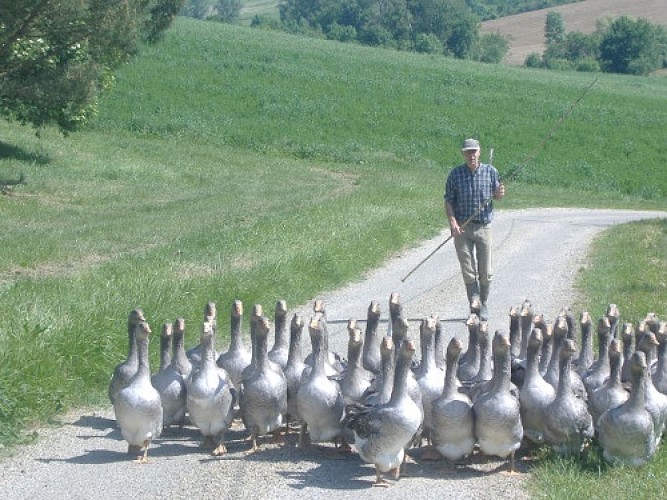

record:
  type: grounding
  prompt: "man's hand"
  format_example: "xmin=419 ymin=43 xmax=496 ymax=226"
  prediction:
xmin=450 ymin=218 xmax=464 ymax=237
xmin=494 ymin=183 xmax=506 ymax=200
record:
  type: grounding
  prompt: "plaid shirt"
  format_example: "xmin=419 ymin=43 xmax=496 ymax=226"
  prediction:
xmin=444 ymin=163 xmax=500 ymax=224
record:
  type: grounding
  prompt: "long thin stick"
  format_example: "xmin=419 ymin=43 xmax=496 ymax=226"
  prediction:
xmin=400 ymin=77 xmax=598 ymax=283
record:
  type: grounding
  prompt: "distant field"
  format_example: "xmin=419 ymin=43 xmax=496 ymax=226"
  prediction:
xmin=481 ymin=0 xmax=667 ymax=65
xmin=238 ymin=0 xmax=279 ymax=23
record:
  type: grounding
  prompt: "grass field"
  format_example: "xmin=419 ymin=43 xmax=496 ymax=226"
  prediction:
xmin=1 ymin=16 xmax=666 ymax=497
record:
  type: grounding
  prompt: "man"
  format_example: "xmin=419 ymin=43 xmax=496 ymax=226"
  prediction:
xmin=444 ymin=138 xmax=505 ymax=321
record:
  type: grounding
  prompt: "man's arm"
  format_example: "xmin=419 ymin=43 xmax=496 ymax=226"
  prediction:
xmin=445 ymin=199 xmax=463 ymax=236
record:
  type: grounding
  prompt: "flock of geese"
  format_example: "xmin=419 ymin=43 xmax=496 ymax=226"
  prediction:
xmin=108 ymin=293 xmax=667 ymax=486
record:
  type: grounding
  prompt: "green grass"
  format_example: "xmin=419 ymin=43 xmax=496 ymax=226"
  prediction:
xmin=0 ymin=16 xmax=666 ymax=494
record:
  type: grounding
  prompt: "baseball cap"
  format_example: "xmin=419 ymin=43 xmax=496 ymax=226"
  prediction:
xmin=461 ymin=138 xmax=480 ymax=151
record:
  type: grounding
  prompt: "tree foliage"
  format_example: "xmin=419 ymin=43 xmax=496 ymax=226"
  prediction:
xmin=599 ymin=16 xmax=667 ymax=75
xmin=276 ymin=0 xmax=507 ymax=62
xmin=527 ymin=13 xmax=666 ymax=76
xmin=0 ymin=0 xmax=184 ymax=134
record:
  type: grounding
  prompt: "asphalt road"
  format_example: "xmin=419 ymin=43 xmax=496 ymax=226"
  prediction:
xmin=2 ymin=208 xmax=666 ymax=499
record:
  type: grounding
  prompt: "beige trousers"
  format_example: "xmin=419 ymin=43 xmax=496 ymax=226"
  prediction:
xmin=453 ymin=222 xmax=493 ymax=286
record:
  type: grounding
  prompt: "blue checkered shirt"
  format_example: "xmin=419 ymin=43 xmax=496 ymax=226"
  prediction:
xmin=444 ymin=163 xmax=500 ymax=224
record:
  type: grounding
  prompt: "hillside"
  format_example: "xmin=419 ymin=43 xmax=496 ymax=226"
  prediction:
xmin=481 ymin=0 xmax=667 ymax=65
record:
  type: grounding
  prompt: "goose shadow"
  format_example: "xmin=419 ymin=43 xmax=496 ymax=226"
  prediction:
xmin=407 ymin=446 xmax=531 ymax=478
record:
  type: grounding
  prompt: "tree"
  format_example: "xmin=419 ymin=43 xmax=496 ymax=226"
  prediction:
xmin=599 ymin=16 xmax=666 ymax=75
xmin=474 ymin=31 xmax=509 ymax=63
xmin=545 ymin=11 xmax=565 ymax=46
xmin=0 ymin=0 xmax=184 ymax=134
xmin=409 ymin=0 xmax=479 ymax=58
xmin=212 ymin=0 xmax=242 ymax=23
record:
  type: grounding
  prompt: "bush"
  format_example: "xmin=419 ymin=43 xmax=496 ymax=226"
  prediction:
xmin=575 ymin=57 xmax=600 ymax=72
xmin=415 ymin=33 xmax=443 ymax=54
xmin=524 ymin=52 xmax=543 ymax=68
xmin=474 ymin=31 xmax=509 ymax=63
xmin=327 ymin=22 xmax=357 ymax=43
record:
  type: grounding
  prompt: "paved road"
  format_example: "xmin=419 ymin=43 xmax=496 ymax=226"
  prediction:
xmin=2 ymin=208 xmax=665 ymax=499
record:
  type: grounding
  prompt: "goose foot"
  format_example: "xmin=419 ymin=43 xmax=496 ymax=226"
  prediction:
xmin=212 ymin=443 xmax=227 ymax=456
xmin=246 ymin=432 xmax=260 ymax=454
xmin=298 ymin=424 xmax=310 ymax=450
xmin=373 ymin=468 xmax=391 ymax=488
xmin=132 ymin=441 xmax=150 ymax=464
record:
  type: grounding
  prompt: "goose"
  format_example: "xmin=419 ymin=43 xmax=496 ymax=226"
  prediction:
xmin=239 ymin=313 xmax=287 ymax=452
xmin=473 ymin=330 xmax=523 ymax=472
xmin=606 ymin=303 xmax=621 ymax=339
xmin=645 ymin=312 xmax=660 ymax=335
xmin=303 ymin=300 xmax=345 ymax=377
xmin=240 ymin=304 xmax=269 ymax=381
xmin=620 ymin=322 xmax=635 ymax=384
xmin=519 ymin=328 xmax=556 ymax=444
xmin=388 ymin=291 xmax=403 ymax=337
xmin=108 ymin=308 xmax=146 ymax=405
xmin=268 ymin=299 xmax=289 ymax=370
xmin=589 ymin=339 xmax=629 ymax=429
xmin=597 ymin=351 xmax=657 ymax=466
xmin=651 ymin=321 xmax=667 ymax=395
xmin=186 ymin=321 xmax=236 ymax=455
xmin=284 ymin=313 xmax=307 ymax=430
xmin=434 ymin=316 xmax=446 ymax=370
xmin=151 ymin=323 xmax=187 ymax=428
xmin=340 ymin=320 xmax=373 ymax=405
xmin=543 ymin=339 xmax=594 ymax=456
xmin=152 ymin=322 xmax=172 ymax=379
xmin=462 ymin=321 xmax=492 ymax=401
xmin=297 ymin=313 xmax=346 ymax=449
xmin=582 ymin=316 xmax=612 ymax=398
xmin=414 ymin=316 xmax=445 ymax=445
xmin=518 ymin=299 xmax=534 ymax=361
xmin=170 ymin=317 xmax=192 ymax=381
xmin=562 ymin=306 xmax=577 ymax=341
xmin=534 ymin=314 xmax=552 ymax=376
xmin=634 ymin=327 xmax=667 ymax=444
xmin=362 ymin=300 xmax=383 ymax=375
xmin=389 ymin=316 xmax=423 ymax=416
xmin=187 ymin=302 xmax=217 ymax=371
xmin=457 ymin=313 xmax=481 ymax=382
xmin=113 ymin=320 xmax=163 ymax=463
xmin=430 ymin=337 xmax=475 ymax=462
xmin=217 ymin=300 xmax=251 ymax=388
xmin=363 ymin=336 xmax=396 ymax=407
xmin=544 ymin=315 xmax=587 ymax=400
xmin=508 ymin=305 xmax=521 ymax=361
xmin=344 ymin=339 xmax=422 ymax=487
xmin=575 ymin=311 xmax=594 ymax=376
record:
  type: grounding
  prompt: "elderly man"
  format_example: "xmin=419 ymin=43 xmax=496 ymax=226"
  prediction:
xmin=444 ymin=138 xmax=505 ymax=321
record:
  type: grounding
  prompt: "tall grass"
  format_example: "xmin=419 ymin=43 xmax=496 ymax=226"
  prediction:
xmin=92 ymin=19 xmax=667 ymax=199
xmin=0 ymin=18 xmax=666 ymax=490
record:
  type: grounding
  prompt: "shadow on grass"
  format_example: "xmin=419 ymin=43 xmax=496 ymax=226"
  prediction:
xmin=0 ymin=141 xmax=50 ymax=166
